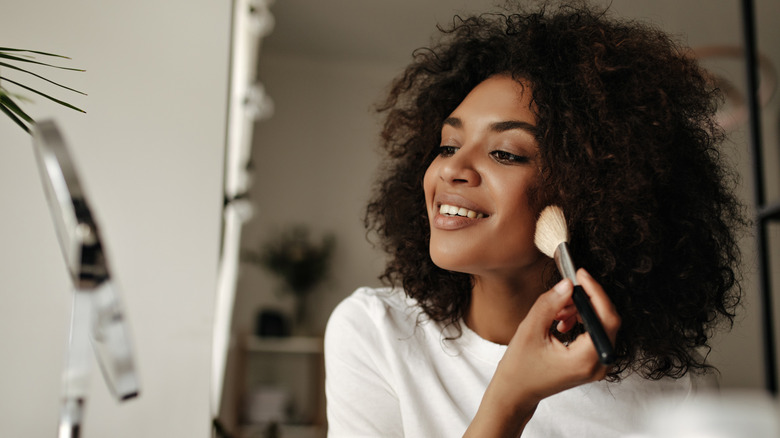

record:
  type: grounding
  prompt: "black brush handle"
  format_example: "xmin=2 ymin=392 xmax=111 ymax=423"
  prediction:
xmin=571 ymin=285 xmax=615 ymax=365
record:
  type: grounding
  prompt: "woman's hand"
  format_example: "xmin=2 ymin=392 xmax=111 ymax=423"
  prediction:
xmin=500 ymin=268 xmax=620 ymax=399
xmin=465 ymin=268 xmax=621 ymax=437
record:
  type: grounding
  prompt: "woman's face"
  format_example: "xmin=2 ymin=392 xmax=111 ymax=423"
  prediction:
xmin=423 ymin=75 xmax=546 ymax=281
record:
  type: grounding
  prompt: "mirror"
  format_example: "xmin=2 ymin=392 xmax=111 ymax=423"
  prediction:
xmin=0 ymin=1 xmax=777 ymax=437
xmin=215 ymin=0 xmax=779 ymax=436
xmin=32 ymin=120 xmax=141 ymax=436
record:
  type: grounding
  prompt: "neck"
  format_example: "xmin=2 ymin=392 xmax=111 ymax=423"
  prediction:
xmin=465 ymin=268 xmax=548 ymax=345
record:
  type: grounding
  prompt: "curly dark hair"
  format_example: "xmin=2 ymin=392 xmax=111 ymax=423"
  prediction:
xmin=364 ymin=0 xmax=747 ymax=380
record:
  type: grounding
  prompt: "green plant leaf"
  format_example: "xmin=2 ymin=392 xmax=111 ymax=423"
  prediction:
xmin=0 ymin=47 xmax=85 ymax=133
xmin=0 ymin=93 xmax=33 ymax=123
xmin=0 ymin=52 xmax=84 ymax=72
xmin=0 ymin=75 xmax=85 ymax=113
xmin=0 ymin=47 xmax=72 ymax=59
xmin=0 ymin=101 xmax=30 ymax=133
xmin=0 ymin=61 xmax=86 ymax=95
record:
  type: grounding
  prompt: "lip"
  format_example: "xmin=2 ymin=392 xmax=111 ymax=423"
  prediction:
xmin=431 ymin=193 xmax=489 ymax=230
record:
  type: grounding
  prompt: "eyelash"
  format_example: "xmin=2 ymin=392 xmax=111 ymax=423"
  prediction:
xmin=437 ymin=145 xmax=458 ymax=157
xmin=436 ymin=146 xmax=529 ymax=164
xmin=490 ymin=150 xmax=529 ymax=164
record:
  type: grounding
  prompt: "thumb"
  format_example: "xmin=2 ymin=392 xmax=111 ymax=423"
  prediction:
xmin=526 ymin=278 xmax=573 ymax=326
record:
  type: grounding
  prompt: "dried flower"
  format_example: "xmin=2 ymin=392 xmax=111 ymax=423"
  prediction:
xmin=247 ymin=226 xmax=334 ymax=296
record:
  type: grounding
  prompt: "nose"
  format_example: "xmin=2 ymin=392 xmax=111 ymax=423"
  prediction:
xmin=439 ymin=147 xmax=481 ymax=186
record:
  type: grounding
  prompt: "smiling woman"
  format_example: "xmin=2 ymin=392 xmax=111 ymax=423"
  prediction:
xmin=324 ymin=1 xmax=747 ymax=437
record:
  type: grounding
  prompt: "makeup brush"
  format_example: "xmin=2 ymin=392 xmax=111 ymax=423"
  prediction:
xmin=534 ymin=205 xmax=615 ymax=365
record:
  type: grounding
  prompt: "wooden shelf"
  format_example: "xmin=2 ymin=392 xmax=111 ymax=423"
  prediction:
xmin=240 ymin=423 xmax=325 ymax=438
xmin=238 ymin=335 xmax=326 ymax=436
xmin=245 ymin=336 xmax=323 ymax=355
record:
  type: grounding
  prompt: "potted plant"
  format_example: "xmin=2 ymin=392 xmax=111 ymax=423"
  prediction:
xmin=245 ymin=225 xmax=335 ymax=334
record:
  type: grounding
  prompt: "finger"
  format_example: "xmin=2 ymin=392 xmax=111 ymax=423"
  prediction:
xmin=554 ymin=302 xmax=577 ymax=321
xmin=576 ymin=268 xmax=621 ymax=337
xmin=565 ymin=332 xmax=611 ymax=380
xmin=524 ymin=278 xmax=573 ymax=330
xmin=556 ymin=315 xmax=578 ymax=333
xmin=554 ymin=302 xmax=579 ymax=333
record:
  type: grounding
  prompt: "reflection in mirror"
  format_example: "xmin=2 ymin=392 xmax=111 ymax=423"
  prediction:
xmin=212 ymin=1 xmax=780 ymax=437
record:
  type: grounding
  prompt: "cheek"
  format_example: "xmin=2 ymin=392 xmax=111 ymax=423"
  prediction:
xmin=422 ymin=164 xmax=437 ymax=206
xmin=496 ymin=182 xmax=541 ymax=241
xmin=514 ymin=192 xmax=540 ymax=229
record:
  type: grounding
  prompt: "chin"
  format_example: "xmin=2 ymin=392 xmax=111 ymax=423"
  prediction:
xmin=429 ymin=250 xmax=477 ymax=275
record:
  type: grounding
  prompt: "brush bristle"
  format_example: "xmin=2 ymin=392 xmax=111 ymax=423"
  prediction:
xmin=534 ymin=205 xmax=569 ymax=258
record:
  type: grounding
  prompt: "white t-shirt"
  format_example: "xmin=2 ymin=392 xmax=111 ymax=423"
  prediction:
xmin=324 ymin=287 xmax=714 ymax=437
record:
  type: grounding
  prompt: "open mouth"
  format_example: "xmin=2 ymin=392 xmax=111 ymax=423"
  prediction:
xmin=438 ymin=203 xmax=487 ymax=219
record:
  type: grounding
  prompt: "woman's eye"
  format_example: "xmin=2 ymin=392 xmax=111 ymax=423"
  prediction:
xmin=437 ymin=145 xmax=458 ymax=157
xmin=490 ymin=150 xmax=529 ymax=164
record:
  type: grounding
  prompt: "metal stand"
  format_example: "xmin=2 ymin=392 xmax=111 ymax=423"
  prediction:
xmin=58 ymin=290 xmax=93 ymax=438
xmin=58 ymin=282 xmax=140 ymax=437
xmin=741 ymin=0 xmax=779 ymax=395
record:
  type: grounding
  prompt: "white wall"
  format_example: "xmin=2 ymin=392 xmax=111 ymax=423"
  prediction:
xmin=0 ymin=1 xmax=230 ymax=437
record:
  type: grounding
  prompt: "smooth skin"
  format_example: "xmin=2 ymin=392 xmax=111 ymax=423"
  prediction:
xmin=423 ymin=75 xmax=621 ymax=437
xmin=424 ymin=75 xmax=551 ymax=345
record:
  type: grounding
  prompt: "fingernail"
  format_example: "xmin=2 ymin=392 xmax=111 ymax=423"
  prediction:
xmin=579 ymin=268 xmax=592 ymax=279
xmin=554 ymin=279 xmax=570 ymax=296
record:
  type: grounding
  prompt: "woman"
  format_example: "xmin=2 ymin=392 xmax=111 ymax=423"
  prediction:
xmin=325 ymin=2 xmax=746 ymax=437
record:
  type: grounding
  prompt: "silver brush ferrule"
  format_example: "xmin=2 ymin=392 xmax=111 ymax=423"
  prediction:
xmin=554 ymin=242 xmax=579 ymax=285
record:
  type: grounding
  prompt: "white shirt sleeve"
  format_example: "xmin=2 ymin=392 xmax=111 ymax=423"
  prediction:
xmin=324 ymin=288 xmax=404 ymax=437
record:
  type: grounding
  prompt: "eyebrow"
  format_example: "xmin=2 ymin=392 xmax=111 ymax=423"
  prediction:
xmin=442 ymin=117 xmax=538 ymax=136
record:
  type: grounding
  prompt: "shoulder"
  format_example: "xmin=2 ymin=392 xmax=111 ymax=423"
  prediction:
xmin=337 ymin=286 xmax=418 ymax=312
xmin=325 ymin=287 xmax=424 ymax=354
xmin=326 ymin=287 xmax=421 ymax=334
xmin=576 ymin=368 xmax=718 ymax=405
xmin=607 ymin=360 xmax=719 ymax=401
xmin=526 ymin=371 xmax=716 ymax=437
xmin=324 ymin=288 xmax=416 ymax=435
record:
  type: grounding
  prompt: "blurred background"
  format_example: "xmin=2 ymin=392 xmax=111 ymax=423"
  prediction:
xmin=0 ymin=1 xmax=778 ymax=437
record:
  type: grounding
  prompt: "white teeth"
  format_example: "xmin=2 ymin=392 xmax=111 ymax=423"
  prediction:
xmin=439 ymin=204 xmax=484 ymax=218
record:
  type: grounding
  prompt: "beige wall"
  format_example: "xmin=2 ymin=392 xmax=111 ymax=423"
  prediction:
xmin=237 ymin=0 xmax=779 ymax=391
xmin=235 ymin=52 xmax=392 ymax=337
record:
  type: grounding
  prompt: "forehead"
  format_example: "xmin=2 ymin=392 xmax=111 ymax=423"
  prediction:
xmin=449 ymin=75 xmax=535 ymax=120
xmin=442 ymin=75 xmax=539 ymax=145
